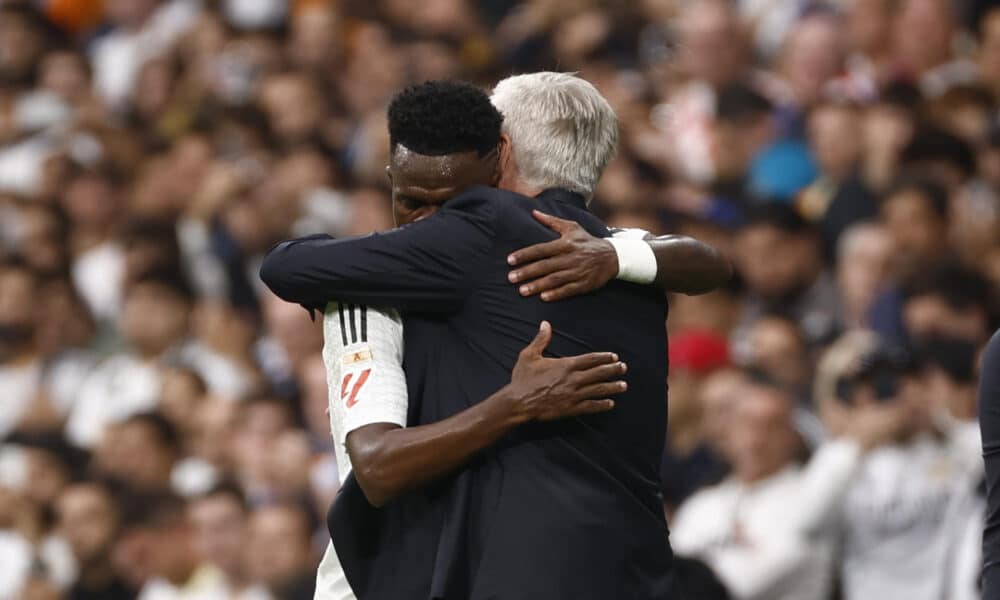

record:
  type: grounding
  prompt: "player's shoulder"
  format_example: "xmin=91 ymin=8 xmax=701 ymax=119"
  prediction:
xmin=448 ymin=185 xmax=537 ymax=216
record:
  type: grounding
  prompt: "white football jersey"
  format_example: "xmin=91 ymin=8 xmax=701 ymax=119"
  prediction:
xmin=316 ymin=302 xmax=407 ymax=600
xmin=321 ymin=302 xmax=408 ymax=484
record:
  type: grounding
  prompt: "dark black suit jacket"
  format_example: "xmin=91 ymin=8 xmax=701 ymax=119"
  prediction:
xmin=261 ymin=186 xmax=674 ymax=599
xmin=981 ymin=329 xmax=1000 ymax=599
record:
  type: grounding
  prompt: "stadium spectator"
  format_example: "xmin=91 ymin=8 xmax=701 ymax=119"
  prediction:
xmin=733 ymin=204 xmax=840 ymax=347
xmin=55 ymin=482 xmax=133 ymax=600
xmin=670 ymin=378 xmax=838 ymax=600
xmin=246 ymin=504 xmax=316 ymax=600
xmin=188 ymin=484 xmax=271 ymax=599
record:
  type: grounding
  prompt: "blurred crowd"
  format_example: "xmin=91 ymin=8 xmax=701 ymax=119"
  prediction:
xmin=0 ymin=0 xmax=999 ymax=599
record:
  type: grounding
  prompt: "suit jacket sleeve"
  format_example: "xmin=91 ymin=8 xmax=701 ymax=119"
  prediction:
xmin=259 ymin=193 xmax=496 ymax=313
xmin=980 ymin=329 xmax=1000 ymax=599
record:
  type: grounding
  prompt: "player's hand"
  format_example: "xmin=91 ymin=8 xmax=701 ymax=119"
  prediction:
xmin=507 ymin=210 xmax=618 ymax=302
xmin=505 ymin=321 xmax=626 ymax=422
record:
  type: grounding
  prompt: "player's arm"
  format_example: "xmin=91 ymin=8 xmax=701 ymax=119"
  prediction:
xmin=506 ymin=210 xmax=731 ymax=301
xmin=346 ymin=321 xmax=627 ymax=507
xmin=259 ymin=195 xmax=495 ymax=313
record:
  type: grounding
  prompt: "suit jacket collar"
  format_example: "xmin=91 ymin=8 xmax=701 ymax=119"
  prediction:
xmin=535 ymin=188 xmax=588 ymax=210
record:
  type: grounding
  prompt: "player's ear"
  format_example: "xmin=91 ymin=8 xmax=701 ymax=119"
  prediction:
xmin=385 ymin=164 xmax=393 ymax=183
xmin=493 ymin=134 xmax=512 ymax=186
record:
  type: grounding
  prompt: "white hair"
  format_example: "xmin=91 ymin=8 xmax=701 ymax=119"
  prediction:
xmin=836 ymin=221 xmax=889 ymax=262
xmin=490 ymin=72 xmax=618 ymax=199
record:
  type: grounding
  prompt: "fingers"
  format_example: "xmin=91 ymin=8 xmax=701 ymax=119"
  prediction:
xmin=577 ymin=381 xmax=628 ymax=399
xmin=507 ymin=239 xmax=567 ymax=267
xmin=569 ymin=351 xmax=620 ymax=370
xmin=508 ymin=255 xmax=573 ymax=284
xmin=566 ymin=399 xmax=616 ymax=416
xmin=519 ymin=321 xmax=552 ymax=358
xmin=539 ymin=282 xmax=586 ymax=302
xmin=575 ymin=360 xmax=628 ymax=385
xmin=532 ymin=210 xmax=577 ymax=234
xmin=515 ymin=271 xmax=575 ymax=297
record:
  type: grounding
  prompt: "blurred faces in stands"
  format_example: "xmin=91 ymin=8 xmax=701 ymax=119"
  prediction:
xmin=56 ymin=483 xmax=119 ymax=571
xmin=677 ymin=0 xmax=747 ymax=87
xmin=247 ymin=504 xmax=316 ymax=594
xmin=901 ymin=264 xmax=994 ymax=343
xmin=746 ymin=316 xmax=811 ymax=395
xmin=119 ymin=273 xmax=192 ymax=359
xmin=779 ymin=12 xmax=845 ymax=109
xmin=0 ymin=257 xmax=37 ymax=363
xmin=726 ymin=383 xmax=801 ymax=483
xmin=736 ymin=206 xmax=821 ymax=303
xmin=880 ymin=179 xmax=950 ymax=278
xmin=836 ymin=222 xmax=893 ymax=328
xmin=98 ymin=413 xmax=180 ymax=494
xmin=188 ymin=485 xmax=251 ymax=586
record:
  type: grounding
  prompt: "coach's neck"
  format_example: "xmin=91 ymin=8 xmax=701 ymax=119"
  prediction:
xmin=496 ymin=134 xmax=542 ymax=198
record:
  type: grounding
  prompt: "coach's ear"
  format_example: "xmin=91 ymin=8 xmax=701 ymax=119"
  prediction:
xmin=494 ymin=133 xmax=513 ymax=187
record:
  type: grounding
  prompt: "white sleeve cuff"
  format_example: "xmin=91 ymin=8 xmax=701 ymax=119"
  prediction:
xmin=607 ymin=238 xmax=657 ymax=284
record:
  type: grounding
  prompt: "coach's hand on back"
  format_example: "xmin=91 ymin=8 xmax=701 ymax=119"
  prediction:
xmin=507 ymin=211 xmax=618 ymax=302
xmin=502 ymin=321 xmax=627 ymax=423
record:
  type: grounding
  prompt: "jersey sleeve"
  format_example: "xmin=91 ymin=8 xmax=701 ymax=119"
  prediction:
xmin=609 ymin=227 xmax=651 ymax=240
xmin=322 ymin=302 xmax=408 ymax=480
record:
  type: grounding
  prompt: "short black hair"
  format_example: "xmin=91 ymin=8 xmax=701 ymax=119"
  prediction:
xmin=122 ymin=412 xmax=181 ymax=456
xmin=127 ymin=266 xmax=195 ymax=305
xmin=743 ymin=203 xmax=812 ymax=235
xmin=196 ymin=480 xmax=248 ymax=513
xmin=884 ymin=177 xmax=949 ymax=219
xmin=902 ymin=263 xmax=993 ymax=315
xmin=4 ymin=430 xmax=89 ymax=479
xmin=878 ymin=80 xmax=923 ymax=112
xmin=388 ymin=80 xmax=503 ymax=157
xmin=715 ymin=82 xmax=773 ymax=124
xmin=900 ymin=126 xmax=977 ymax=178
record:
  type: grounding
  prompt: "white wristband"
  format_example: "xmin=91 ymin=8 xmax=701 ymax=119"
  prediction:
xmin=607 ymin=238 xmax=657 ymax=284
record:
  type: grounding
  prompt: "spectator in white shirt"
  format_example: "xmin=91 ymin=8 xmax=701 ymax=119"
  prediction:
xmin=66 ymin=270 xmax=193 ymax=448
xmin=188 ymin=484 xmax=272 ymax=600
xmin=813 ymin=332 xmax=984 ymax=600
xmin=670 ymin=377 xmax=837 ymax=600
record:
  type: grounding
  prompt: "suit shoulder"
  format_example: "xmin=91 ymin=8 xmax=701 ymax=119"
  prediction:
xmin=454 ymin=185 xmax=539 ymax=208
